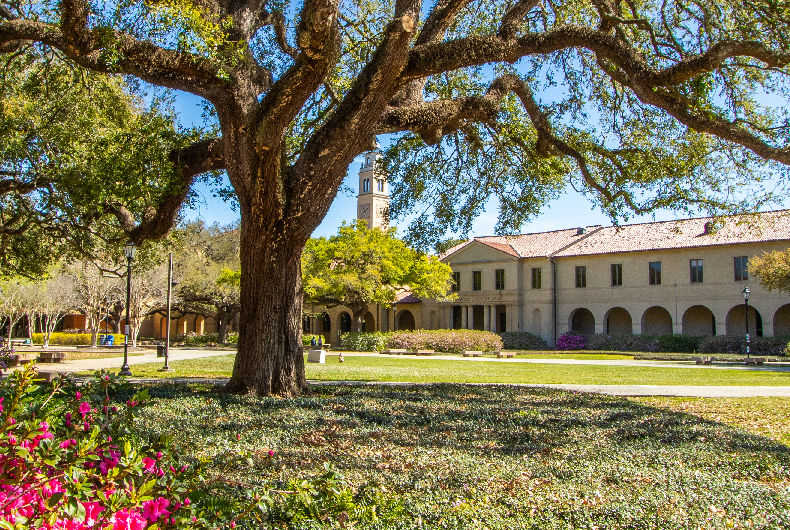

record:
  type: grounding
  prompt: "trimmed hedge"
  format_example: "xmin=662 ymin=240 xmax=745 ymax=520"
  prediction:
xmin=340 ymin=330 xmax=503 ymax=353
xmin=175 ymin=332 xmax=239 ymax=345
xmin=585 ymin=333 xmax=661 ymax=352
xmin=698 ymin=335 xmax=789 ymax=356
xmin=499 ymin=332 xmax=548 ymax=350
xmin=32 ymin=332 xmax=126 ymax=345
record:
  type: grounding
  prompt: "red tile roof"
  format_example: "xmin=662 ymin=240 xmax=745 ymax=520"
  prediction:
xmin=395 ymin=292 xmax=421 ymax=304
xmin=553 ymin=211 xmax=790 ymax=257
xmin=441 ymin=211 xmax=790 ymax=261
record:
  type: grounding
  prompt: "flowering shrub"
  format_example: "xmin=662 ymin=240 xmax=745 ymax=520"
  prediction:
xmin=0 ymin=365 xmax=255 ymax=529
xmin=499 ymin=332 xmax=548 ymax=351
xmin=386 ymin=330 xmax=503 ymax=353
xmin=556 ymin=332 xmax=588 ymax=350
xmin=585 ymin=334 xmax=662 ymax=353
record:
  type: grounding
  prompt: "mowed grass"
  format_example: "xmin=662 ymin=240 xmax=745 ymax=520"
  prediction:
xmin=130 ymin=383 xmax=790 ymax=529
xmin=119 ymin=353 xmax=790 ymax=386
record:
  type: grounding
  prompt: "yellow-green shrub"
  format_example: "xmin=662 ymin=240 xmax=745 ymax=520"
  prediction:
xmin=32 ymin=333 xmax=126 ymax=345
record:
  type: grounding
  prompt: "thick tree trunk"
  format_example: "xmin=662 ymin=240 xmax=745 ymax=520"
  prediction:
xmin=224 ymin=220 xmax=311 ymax=396
xmin=215 ymin=308 xmax=230 ymax=344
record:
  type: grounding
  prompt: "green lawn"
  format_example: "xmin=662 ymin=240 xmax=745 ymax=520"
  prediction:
xmin=129 ymin=382 xmax=790 ymax=529
xmin=118 ymin=353 xmax=790 ymax=386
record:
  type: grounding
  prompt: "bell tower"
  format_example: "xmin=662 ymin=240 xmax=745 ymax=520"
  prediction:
xmin=357 ymin=147 xmax=389 ymax=230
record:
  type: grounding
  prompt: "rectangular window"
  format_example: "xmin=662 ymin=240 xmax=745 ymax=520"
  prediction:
xmin=649 ymin=261 xmax=662 ymax=285
xmin=611 ymin=264 xmax=623 ymax=286
xmin=495 ymin=269 xmax=505 ymax=290
xmin=451 ymin=272 xmax=460 ymax=292
xmin=473 ymin=271 xmax=482 ymax=291
xmin=690 ymin=259 xmax=703 ymax=283
xmin=575 ymin=266 xmax=587 ymax=288
xmin=531 ymin=268 xmax=542 ymax=289
xmin=734 ymin=256 xmax=749 ymax=281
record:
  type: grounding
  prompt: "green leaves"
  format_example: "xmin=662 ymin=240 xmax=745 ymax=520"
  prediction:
xmin=302 ymin=220 xmax=455 ymax=322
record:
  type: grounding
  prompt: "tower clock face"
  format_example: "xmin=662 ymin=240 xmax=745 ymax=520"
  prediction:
xmin=359 ymin=205 xmax=370 ymax=218
xmin=376 ymin=206 xmax=386 ymax=217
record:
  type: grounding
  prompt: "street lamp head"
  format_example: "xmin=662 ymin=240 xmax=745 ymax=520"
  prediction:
xmin=124 ymin=240 xmax=136 ymax=260
xmin=742 ymin=286 xmax=750 ymax=300
xmin=171 ymin=280 xmax=179 ymax=287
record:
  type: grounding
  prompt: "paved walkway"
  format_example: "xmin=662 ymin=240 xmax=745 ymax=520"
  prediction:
xmin=21 ymin=348 xmax=790 ymax=398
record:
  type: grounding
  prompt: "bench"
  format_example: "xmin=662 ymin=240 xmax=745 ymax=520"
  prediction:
xmin=9 ymin=353 xmax=38 ymax=366
xmin=463 ymin=351 xmax=483 ymax=357
xmin=497 ymin=351 xmax=516 ymax=359
xmin=745 ymin=357 xmax=766 ymax=365
xmin=10 ymin=339 xmax=31 ymax=347
xmin=411 ymin=349 xmax=435 ymax=356
xmin=307 ymin=349 xmax=326 ymax=364
xmin=690 ymin=356 xmax=716 ymax=365
xmin=34 ymin=372 xmax=61 ymax=384
xmin=381 ymin=349 xmax=408 ymax=355
xmin=38 ymin=351 xmax=68 ymax=363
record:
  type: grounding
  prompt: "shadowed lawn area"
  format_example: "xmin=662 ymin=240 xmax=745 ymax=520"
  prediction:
xmin=119 ymin=354 xmax=790 ymax=386
xmin=130 ymin=383 xmax=790 ymax=529
xmin=633 ymin=396 xmax=790 ymax=446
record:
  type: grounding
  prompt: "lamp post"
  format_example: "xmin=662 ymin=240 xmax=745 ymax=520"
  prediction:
xmin=743 ymin=286 xmax=751 ymax=362
xmin=120 ymin=240 xmax=135 ymax=376
xmin=160 ymin=252 xmax=176 ymax=372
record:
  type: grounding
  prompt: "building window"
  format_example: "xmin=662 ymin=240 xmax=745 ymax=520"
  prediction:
xmin=302 ymin=315 xmax=311 ymax=333
xmin=376 ymin=179 xmax=384 ymax=192
xmin=649 ymin=261 xmax=661 ymax=285
xmin=495 ymin=269 xmax=505 ymax=290
xmin=734 ymin=256 xmax=749 ymax=281
xmin=690 ymin=259 xmax=703 ymax=283
xmin=575 ymin=266 xmax=586 ymax=288
xmin=531 ymin=268 xmax=542 ymax=289
xmin=363 ymin=179 xmax=370 ymax=192
xmin=611 ymin=264 xmax=622 ymax=286
xmin=473 ymin=271 xmax=482 ymax=291
xmin=451 ymin=272 xmax=460 ymax=292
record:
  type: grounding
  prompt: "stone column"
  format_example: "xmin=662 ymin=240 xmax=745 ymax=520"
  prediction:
xmin=462 ymin=306 xmax=468 ymax=329
xmin=484 ymin=305 xmax=491 ymax=331
xmin=446 ymin=306 xmax=452 ymax=330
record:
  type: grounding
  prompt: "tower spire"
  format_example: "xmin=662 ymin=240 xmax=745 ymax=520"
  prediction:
xmin=357 ymin=148 xmax=389 ymax=229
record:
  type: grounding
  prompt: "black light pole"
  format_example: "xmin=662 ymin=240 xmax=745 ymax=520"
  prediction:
xmin=743 ymin=286 xmax=751 ymax=362
xmin=120 ymin=240 xmax=135 ymax=376
xmin=160 ymin=252 xmax=176 ymax=372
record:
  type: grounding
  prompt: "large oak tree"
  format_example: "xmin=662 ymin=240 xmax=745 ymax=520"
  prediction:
xmin=3 ymin=1 xmax=790 ymax=395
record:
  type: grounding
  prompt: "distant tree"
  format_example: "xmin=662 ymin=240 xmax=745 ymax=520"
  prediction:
xmin=173 ymin=222 xmax=241 ymax=343
xmin=303 ymin=221 xmax=455 ymax=332
xmin=31 ymin=271 xmax=79 ymax=348
xmin=0 ymin=279 xmax=26 ymax=343
xmin=748 ymin=250 xmax=790 ymax=294
xmin=67 ymin=261 xmax=122 ymax=347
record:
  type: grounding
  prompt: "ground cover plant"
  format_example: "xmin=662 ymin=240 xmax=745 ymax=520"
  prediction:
xmin=121 ymin=354 xmax=790 ymax=387
xmin=130 ymin=382 xmax=790 ymax=529
xmin=632 ymin=396 xmax=790 ymax=447
xmin=31 ymin=334 xmax=127 ymax=346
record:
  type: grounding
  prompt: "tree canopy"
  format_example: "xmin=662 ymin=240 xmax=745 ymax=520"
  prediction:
xmin=3 ymin=1 xmax=790 ymax=395
xmin=748 ymin=250 xmax=790 ymax=295
xmin=0 ymin=47 xmax=195 ymax=278
xmin=303 ymin=220 xmax=454 ymax=329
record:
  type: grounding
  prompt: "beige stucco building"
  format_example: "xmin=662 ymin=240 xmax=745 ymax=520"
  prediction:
xmin=306 ymin=149 xmax=790 ymax=346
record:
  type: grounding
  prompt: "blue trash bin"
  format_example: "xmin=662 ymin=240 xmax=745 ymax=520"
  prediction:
xmin=105 ymin=335 xmax=115 ymax=346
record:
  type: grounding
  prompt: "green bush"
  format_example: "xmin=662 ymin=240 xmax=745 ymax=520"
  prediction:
xmin=656 ymin=334 xmax=705 ymax=353
xmin=303 ymin=334 xmax=327 ymax=346
xmin=586 ymin=334 xmax=661 ymax=352
xmin=340 ymin=332 xmax=390 ymax=351
xmin=500 ymin=332 xmax=548 ymax=350
xmin=174 ymin=332 xmax=239 ymax=345
xmin=698 ymin=335 xmax=788 ymax=355
xmin=32 ymin=332 xmax=126 ymax=345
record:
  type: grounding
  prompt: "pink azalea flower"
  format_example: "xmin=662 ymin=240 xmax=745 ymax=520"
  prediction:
xmin=141 ymin=497 xmax=170 ymax=522
xmin=141 ymin=457 xmax=156 ymax=473
xmin=79 ymin=402 xmax=91 ymax=418
xmin=83 ymin=501 xmax=105 ymax=526
xmin=75 ymin=391 xmax=81 ymax=399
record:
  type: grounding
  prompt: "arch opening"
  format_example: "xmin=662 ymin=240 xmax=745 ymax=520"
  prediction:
xmin=570 ymin=308 xmax=595 ymax=337
xmin=682 ymin=305 xmax=716 ymax=336
xmin=605 ymin=307 xmax=632 ymax=335
xmin=641 ymin=306 xmax=673 ymax=335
